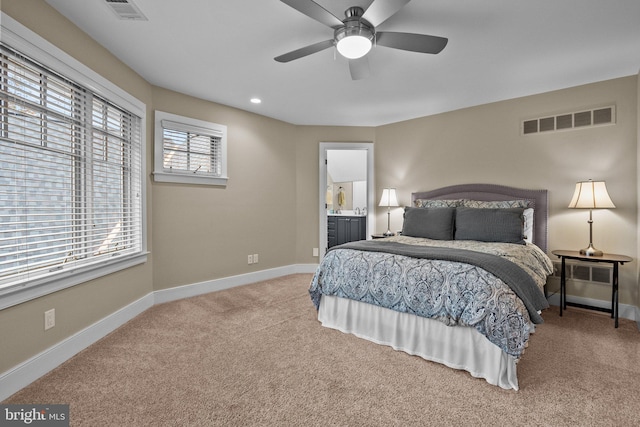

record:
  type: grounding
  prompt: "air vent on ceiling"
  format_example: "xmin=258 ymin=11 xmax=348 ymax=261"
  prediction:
xmin=104 ymin=0 xmax=148 ymax=21
xmin=522 ymin=105 xmax=615 ymax=135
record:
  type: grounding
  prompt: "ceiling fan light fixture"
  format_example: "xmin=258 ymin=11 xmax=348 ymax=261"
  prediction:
xmin=335 ymin=22 xmax=374 ymax=59
xmin=336 ymin=35 xmax=372 ymax=59
xmin=275 ymin=1 xmax=448 ymax=80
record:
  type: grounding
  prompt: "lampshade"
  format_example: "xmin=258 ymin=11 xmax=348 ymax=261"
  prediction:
xmin=568 ymin=180 xmax=615 ymax=209
xmin=336 ymin=35 xmax=372 ymax=59
xmin=379 ymin=188 xmax=399 ymax=207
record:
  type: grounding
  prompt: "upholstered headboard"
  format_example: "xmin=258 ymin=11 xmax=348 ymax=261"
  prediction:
xmin=411 ymin=183 xmax=548 ymax=252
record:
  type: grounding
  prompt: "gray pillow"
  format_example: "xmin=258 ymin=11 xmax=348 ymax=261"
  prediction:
xmin=454 ymin=207 xmax=525 ymax=244
xmin=402 ymin=207 xmax=455 ymax=240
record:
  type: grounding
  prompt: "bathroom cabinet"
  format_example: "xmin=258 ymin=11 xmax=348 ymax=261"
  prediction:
xmin=328 ymin=216 xmax=366 ymax=248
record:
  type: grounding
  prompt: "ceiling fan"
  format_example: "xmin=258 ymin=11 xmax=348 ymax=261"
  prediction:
xmin=274 ymin=0 xmax=448 ymax=80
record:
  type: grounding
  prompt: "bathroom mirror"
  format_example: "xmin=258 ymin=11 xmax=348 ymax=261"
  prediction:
xmin=326 ymin=150 xmax=367 ymax=215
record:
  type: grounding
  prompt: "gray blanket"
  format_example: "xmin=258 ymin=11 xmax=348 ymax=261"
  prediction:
xmin=330 ymin=240 xmax=549 ymax=324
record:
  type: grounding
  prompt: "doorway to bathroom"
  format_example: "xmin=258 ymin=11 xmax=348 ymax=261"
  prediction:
xmin=319 ymin=142 xmax=374 ymax=259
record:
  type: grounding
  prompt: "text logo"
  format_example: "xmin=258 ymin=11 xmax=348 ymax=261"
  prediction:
xmin=1 ymin=405 xmax=69 ymax=426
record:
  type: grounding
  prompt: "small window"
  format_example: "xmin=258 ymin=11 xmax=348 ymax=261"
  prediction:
xmin=153 ymin=111 xmax=228 ymax=186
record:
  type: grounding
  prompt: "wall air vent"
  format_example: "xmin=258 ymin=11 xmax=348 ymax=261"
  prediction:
xmin=104 ymin=0 xmax=148 ymax=21
xmin=522 ymin=105 xmax=615 ymax=135
xmin=550 ymin=260 xmax=612 ymax=286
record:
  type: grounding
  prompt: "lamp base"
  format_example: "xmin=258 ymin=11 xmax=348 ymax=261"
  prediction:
xmin=580 ymin=244 xmax=603 ymax=257
xmin=383 ymin=210 xmax=395 ymax=236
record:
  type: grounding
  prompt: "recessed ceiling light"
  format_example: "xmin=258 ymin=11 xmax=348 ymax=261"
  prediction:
xmin=250 ymin=98 xmax=262 ymax=104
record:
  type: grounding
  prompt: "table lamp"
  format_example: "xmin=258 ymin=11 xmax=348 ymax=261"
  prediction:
xmin=568 ymin=180 xmax=615 ymax=256
xmin=379 ymin=188 xmax=399 ymax=236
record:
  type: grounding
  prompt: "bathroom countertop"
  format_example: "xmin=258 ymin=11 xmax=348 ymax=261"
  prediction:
xmin=328 ymin=213 xmax=366 ymax=217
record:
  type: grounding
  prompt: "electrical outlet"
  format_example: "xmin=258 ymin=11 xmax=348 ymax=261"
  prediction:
xmin=253 ymin=254 xmax=258 ymax=264
xmin=313 ymin=248 xmax=319 ymax=257
xmin=248 ymin=254 xmax=253 ymax=264
xmin=44 ymin=309 xmax=55 ymax=330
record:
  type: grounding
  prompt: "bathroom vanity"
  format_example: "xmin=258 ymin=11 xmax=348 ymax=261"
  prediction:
xmin=327 ymin=214 xmax=366 ymax=248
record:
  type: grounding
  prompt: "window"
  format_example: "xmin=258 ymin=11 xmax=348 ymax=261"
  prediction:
xmin=153 ymin=111 xmax=228 ymax=186
xmin=0 ymin=15 xmax=146 ymax=308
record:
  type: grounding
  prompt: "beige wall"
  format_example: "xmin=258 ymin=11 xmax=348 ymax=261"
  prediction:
xmin=1 ymin=0 xmax=638 ymax=379
xmin=375 ymin=76 xmax=638 ymax=305
xmin=151 ymin=87 xmax=299 ymax=289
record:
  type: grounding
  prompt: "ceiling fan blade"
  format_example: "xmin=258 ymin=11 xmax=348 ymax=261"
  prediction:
xmin=361 ymin=0 xmax=411 ymax=27
xmin=280 ymin=0 xmax=343 ymax=29
xmin=349 ymin=57 xmax=370 ymax=80
xmin=376 ymin=32 xmax=448 ymax=54
xmin=274 ymin=39 xmax=335 ymax=63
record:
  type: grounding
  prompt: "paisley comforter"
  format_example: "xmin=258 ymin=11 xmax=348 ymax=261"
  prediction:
xmin=309 ymin=235 xmax=553 ymax=358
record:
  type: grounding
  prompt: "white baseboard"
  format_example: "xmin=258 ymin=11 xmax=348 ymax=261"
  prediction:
xmin=546 ymin=293 xmax=637 ymax=321
xmin=0 ymin=264 xmax=319 ymax=401
xmin=154 ymin=264 xmax=317 ymax=305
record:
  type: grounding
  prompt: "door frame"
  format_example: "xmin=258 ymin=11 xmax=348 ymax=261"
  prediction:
xmin=319 ymin=142 xmax=374 ymax=259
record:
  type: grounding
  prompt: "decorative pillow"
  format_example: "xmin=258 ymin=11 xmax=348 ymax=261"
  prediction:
xmin=461 ymin=199 xmax=531 ymax=209
xmin=402 ymin=207 xmax=455 ymax=240
xmin=523 ymin=208 xmax=534 ymax=242
xmin=414 ymin=199 xmax=464 ymax=208
xmin=454 ymin=207 xmax=525 ymax=244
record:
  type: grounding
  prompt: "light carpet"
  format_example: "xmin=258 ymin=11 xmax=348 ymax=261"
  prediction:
xmin=4 ymin=274 xmax=640 ymax=426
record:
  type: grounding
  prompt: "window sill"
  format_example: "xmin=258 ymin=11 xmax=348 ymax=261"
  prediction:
xmin=152 ymin=171 xmax=228 ymax=186
xmin=0 ymin=252 xmax=149 ymax=310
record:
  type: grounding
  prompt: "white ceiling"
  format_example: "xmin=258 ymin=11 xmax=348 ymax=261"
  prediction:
xmin=44 ymin=0 xmax=640 ymax=127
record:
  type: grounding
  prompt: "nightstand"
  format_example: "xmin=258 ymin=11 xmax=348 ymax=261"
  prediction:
xmin=552 ymin=250 xmax=632 ymax=328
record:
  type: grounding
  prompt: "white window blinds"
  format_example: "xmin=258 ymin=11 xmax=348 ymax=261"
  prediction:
xmin=153 ymin=111 xmax=228 ymax=186
xmin=0 ymin=44 xmax=143 ymax=289
xmin=161 ymin=120 xmax=222 ymax=176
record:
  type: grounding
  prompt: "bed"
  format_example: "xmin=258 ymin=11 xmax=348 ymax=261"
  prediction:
xmin=309 ymin=184 xmax=554 ymax=390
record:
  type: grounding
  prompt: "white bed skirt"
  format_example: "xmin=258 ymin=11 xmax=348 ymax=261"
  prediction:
xmin=318 ymin=295 xmax=519 ymax=390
